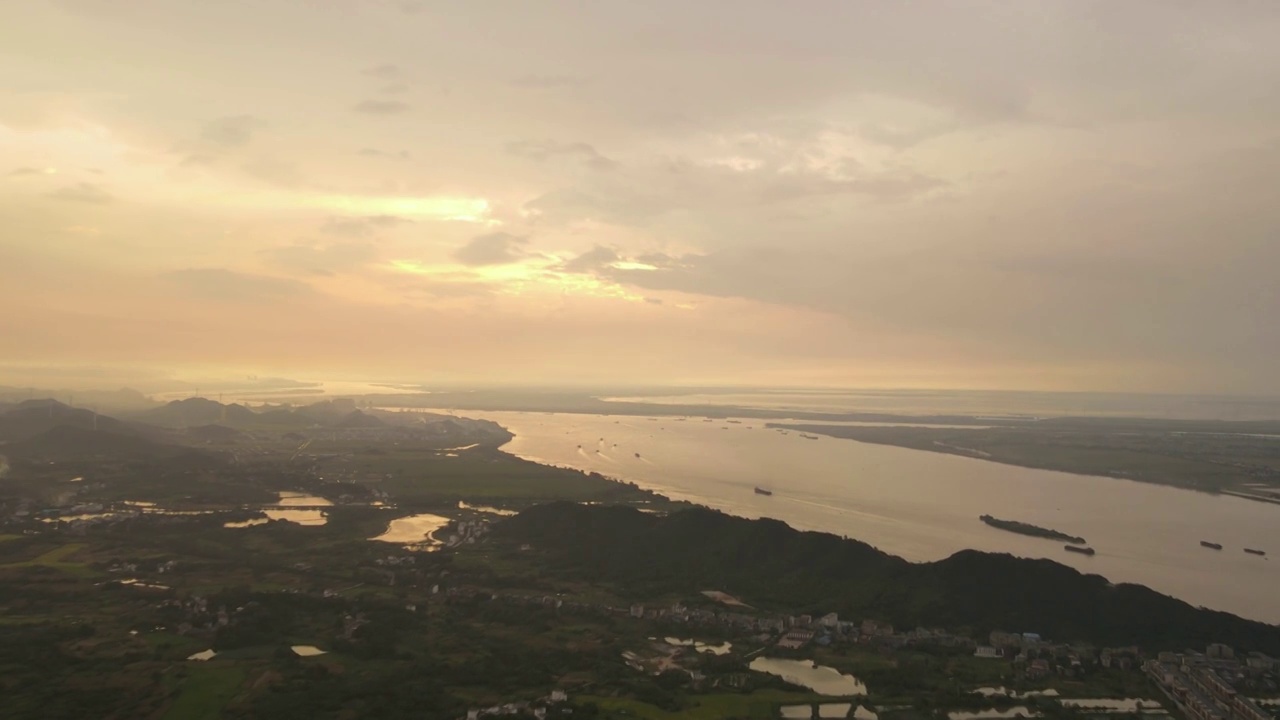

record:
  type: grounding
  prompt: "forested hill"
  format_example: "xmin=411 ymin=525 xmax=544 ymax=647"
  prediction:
xmin=495 ymin=502 xmax=1280 ymax=655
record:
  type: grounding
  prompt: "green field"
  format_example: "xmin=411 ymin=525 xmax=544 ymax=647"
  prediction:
xmin=162 ymin=665 xmax=248 ymax=720
xmin=1 ymin=543 xmax=94 ymax=575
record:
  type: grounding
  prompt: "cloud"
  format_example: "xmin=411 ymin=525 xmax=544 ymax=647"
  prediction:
xmin=46 ymin=182 xmax=113 ymax=204
xmin=320 ymin=215 xmax=408 ymax=237
xmin=160 ymin=268 xmax=313 ymax=302
xmin=199 ymin=115 xmax=264 ymax=148
xmin=452 ymin=232 xmax=529 ymax=266
xmin=358 ymin=147 xmax=412 ymax=161
xmin=362 ymin=63 xmax=403 ymax=81
xmin=263 ymin=241 xmax=377 ymax=276
xmin=354 ymin=100 xmax=412 ymax=115
xmin=510 ymin=74 xmax=587 ymax=89
xmin=7 ymin=167 xmax=41 ymax=177
xmin=506 ymin=140 xmax=617 ymax=171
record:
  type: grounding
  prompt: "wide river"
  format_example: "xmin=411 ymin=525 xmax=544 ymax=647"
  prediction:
xmin=461 ymin=411 xmax=1280 ymax=625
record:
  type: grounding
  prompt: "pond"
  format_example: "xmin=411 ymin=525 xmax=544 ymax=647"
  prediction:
xmin=263 ymin=508 xmax=327 ymax=526
xmin=371 ymin=513 xmax=450 ymax=544
xmin=663 ymin=637 xmax=733 ymax=655
xmin=748 ymin=657 xmax=867 ymax=696
xmin=819 ymin=703 xmax=852 ymax=718
xmin=223 ymin=517 xmax=270 ymax=528
xmin=187 ymin=649 xmax=216 ymax=661
xmin=275 ymin=491 xmax=333 ymax=506
xmin=458 ymin=501 xmax=517 ymax=516
xmin=1059 ymin=699 xmax=1163 ymax=713
xmin=949 ymin=707 xmax=1038 ymax=720
xmin=973 ymin=688 xmax=1059 ymax=699
xmin=291 ymin=645 xmax=327 ymax=657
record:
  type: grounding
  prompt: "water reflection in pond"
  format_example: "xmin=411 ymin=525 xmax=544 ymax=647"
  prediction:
xmin=458 ymin=501 xmax=516 ymax=516
xmin=748 ymin=657 xmax=866 ymax=696
xmin=949 ymin=707 xmax=1037 ymax=720
xmin=275 ymin=492 xmax=333 ymax=506
xmin=781 ymin=706 xmax=813 ymax=719
xmin=372 ymin=513 xmax=450 ymax=544
xmin=663 ymin=637 xmax=732 ymax=655
xmin=1060 ymin=699 xmax=1162 ymax=713
xmin=974 ymin=688 xmax=1059 ymax=699
xmin=264 ymin=508 xmax=327 ymax=526
xmin=819 ymin=703 xmax=852 ymax=718
xmin=223 ymin=517 xmax=270 ymax=528
xmin=291 ymin=645 xmax=327 ymax=657
xmin=188 ymin=649 xmax=216 ymax=661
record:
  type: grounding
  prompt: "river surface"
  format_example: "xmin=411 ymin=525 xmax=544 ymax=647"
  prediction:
xmin=462 ymin=411 xmax=1280 ymax=624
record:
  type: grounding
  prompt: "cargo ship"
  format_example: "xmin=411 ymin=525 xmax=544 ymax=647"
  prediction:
xmin=1244 ymin=548 xmax=1266 ymax=556
xmin=754 ymin=487 xmax=773 ymax=496
xmin=1200 ymin=541 xmax=1223 ymax=550
xmin=1063 ymin=545 xmax=1096 ymax=556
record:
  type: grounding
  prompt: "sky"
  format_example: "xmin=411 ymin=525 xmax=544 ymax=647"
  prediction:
xmin=1 ymin=1 xmax=1278 ymax=393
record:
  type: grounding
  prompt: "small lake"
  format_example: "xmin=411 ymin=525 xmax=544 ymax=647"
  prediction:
xmin=748 ymin=657 xmax=866 ymax=696
xmin=372 ymin=513 xmax=450 ymax=544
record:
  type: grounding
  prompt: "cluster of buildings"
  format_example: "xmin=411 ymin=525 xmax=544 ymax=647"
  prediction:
xmin=461 ymin=689 xmax=569 ymax=720
xmin=976 ymin=630 xmax=1144 ymax=681
xmin=1146 ymin=646 xmax=1277 ymax=720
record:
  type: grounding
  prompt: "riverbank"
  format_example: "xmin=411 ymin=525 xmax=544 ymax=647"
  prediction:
xmin=472 ymin=410 xmax=1280 ymax=624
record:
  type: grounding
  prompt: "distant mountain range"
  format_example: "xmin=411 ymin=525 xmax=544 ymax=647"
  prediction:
xmin=2 ymin=425 xmax=218 ymax=465
xmin=0 ymin=397 xmax=511 ymax=465
xmin=0 ymin=399 xmax=142 ymax=443
xmin=496 ymin=502 xmax=1280 ymax=654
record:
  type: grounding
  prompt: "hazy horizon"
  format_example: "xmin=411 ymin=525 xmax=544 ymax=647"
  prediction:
xmin=4 ymin=2 xmax=1279 ymax=394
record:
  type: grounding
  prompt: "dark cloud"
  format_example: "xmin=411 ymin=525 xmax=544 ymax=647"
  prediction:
xmin=320 ymin=215 xmax=408 ymax=237
xmin=354 ymin=100 xmax=412 ymax=115
xmin=263 ymin=241 xmax=377 ymax=276
xmin=200 ymin=115 xmax=264 ymax=148
xmin=362 ymin=64 xmax=403 ymax=81
xmin=506 ymin=140 xmax=617 ymax=171
xmin=453 ymin=232 xmax=529 ymax=266
xmin=46 ymin=182 xmax=113 ymax=204
xmin=558 ymin=245 xmax=619 ymax=273
xmin=160 ymin=268 xmax=313 ymax=302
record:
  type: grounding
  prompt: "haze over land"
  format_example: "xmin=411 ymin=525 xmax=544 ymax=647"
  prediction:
xmin=3 ymin=2 xmax=1280 ymax=394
